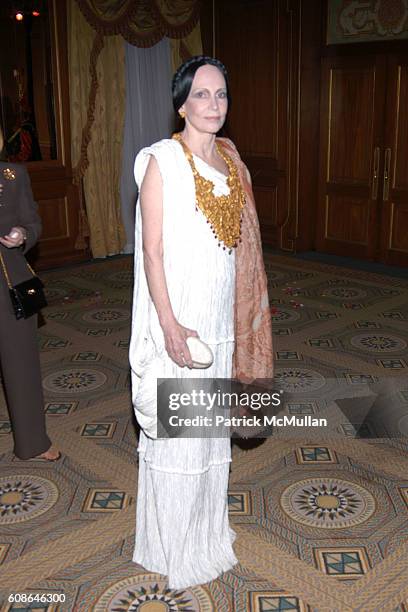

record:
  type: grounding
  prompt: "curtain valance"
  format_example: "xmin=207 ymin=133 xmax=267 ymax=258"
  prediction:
xmin=75 ymin=0 xmax=201 ymax=47
xmin=69 ymin=0 xmax=202 ymax=256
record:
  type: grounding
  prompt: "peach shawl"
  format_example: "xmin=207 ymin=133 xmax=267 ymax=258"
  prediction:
xmin=218 ymin=138 xmax=274 ymax=382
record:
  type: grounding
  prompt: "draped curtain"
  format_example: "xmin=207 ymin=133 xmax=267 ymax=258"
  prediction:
xmin=69 ymin=1 xmax=126 ymax=257
xmin=120 ymin=38 xmax=174 ymax=253
xmin=68 ymin=0 xmax=202 ymax=257
xmin=74 ymin=0 xmax=201 ymax=45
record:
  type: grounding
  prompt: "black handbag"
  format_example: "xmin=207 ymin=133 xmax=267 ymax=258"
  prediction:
xmin=0 ymin=251 xmax=47 ymax=319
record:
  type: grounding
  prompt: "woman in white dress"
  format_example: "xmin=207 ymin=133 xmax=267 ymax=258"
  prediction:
xmin=130 ymin=56 xmax=273 ymax=589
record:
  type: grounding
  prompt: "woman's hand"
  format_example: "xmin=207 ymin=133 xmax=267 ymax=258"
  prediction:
xmin=162 ymin=319 xmax=199 ymax=368
xmin=0 ymin=226 xmax=27 ymax=248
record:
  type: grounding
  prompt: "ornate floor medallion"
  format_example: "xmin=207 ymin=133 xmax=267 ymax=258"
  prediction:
xmin=0 ymin=475 xmax=59 ymax=524
xmin=280 ymin=477 xmax=376 ymax=529
xmin=93 ymin=574 xmax=215 ymax=611
xmin=43 ymin=368 xmax=107 ymax=394
xmin=82 ymin=308 xmax=130 ymax=324
xmin=350 ymin=333 xmax=407 ymax=352
xmin=274 ymin=368 xmax=326 ymax=393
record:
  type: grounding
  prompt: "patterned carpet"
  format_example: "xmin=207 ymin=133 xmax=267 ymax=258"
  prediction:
xmin=0 ymin=253 xmax=408 ymax=611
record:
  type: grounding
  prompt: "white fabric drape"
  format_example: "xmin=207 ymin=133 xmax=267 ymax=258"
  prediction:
xmin=120 ymin=38 xmax=174 ymax=253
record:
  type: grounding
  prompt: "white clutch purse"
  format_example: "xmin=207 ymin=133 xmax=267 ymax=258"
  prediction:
xmin=186 ymin=336 xmax=214 ymax=369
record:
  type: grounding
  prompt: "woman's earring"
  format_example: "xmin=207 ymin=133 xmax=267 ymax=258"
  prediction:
xmin=179 ymin=110 xmax=185 ymax=119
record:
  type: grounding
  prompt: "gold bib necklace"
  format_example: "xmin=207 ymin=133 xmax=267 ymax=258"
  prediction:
xmin=172 ymin=132 xmax=245 ymax=250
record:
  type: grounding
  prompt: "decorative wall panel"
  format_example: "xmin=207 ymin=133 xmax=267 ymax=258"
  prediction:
xmin=327 ymin=0 xmax=408 ymax=45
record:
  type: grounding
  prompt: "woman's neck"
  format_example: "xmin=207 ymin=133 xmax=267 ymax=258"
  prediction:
xmin=180 ymin=128 xmax=217 ymax=161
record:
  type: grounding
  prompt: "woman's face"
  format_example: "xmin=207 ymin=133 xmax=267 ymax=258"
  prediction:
xmin=180 ymin=64 xmax=228 ymax=135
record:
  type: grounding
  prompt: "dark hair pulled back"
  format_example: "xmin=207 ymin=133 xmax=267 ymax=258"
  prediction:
xmin=171 ymin=55 xmax=230 ymax=113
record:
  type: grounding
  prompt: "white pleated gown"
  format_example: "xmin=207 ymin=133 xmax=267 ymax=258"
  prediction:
xmin=130 ymin=139 xmax=238 ymax=589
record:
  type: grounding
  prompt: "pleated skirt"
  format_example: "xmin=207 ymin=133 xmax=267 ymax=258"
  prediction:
xmin=133 ymin=341 xmax=238 ymax=589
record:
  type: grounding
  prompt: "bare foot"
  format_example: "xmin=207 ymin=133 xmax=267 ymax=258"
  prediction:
xmin=37 ymin=447 xmax=61 ymax=461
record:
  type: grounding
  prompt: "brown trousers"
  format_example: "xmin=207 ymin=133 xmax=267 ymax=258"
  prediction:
xmin=0 ymin=278 xmax=51 ymax=459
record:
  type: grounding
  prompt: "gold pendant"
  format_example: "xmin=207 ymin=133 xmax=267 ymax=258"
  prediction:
xmin=3 ymin=168 xmax=16 ymax=180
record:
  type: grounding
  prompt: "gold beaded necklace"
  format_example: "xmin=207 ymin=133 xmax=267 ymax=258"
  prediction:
xmin=172 ymin=132 xmax=245 ymax=250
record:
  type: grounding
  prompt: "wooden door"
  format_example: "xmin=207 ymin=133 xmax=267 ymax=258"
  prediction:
xmin=316 ymin=55 xmax=387 ymax=259
xmin=30 ymin=0 xmax=86 ymax=269
xmin=214 ymin=0 xmax=300 ymax=250
xmin=0 ymin=0 xmax=86 ymax=269
xmin=380 ymin=53 xmax=408 ymax=266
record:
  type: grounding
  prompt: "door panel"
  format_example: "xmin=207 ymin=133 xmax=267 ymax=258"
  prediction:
xmin=214 ymin=0 xmax=300 ymax=249
xmin=380 ymin=55 xmax=408 ymax=266
xmin=317 ymin=56 xmax=387 ymax=259
xmin=393 ymin=65 xmax=408 ymax=191
xmin=328 ymin=69 xmax=376 ymax=183
xmin=326 ymin=196 xmax=369 ymax=244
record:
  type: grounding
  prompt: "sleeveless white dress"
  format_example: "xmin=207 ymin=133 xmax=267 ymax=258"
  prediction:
xmin=130 ymin=138 xmax=238 ymax=589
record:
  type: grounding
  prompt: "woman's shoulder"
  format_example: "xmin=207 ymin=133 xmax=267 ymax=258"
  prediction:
xmin=134 ymin=139 xmax=181 ymax=187
xmin=217 ymin=138 xmax=251 ymax=185
xmin=138 ymin=138 xmax=180 ymax=157
xmin=217 ymin=137 xmax=240 ymax=157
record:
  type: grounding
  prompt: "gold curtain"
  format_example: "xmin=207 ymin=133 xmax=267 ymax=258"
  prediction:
xmin=75 ymin=0 xmax=201 ymax=45
xmin=170 ymin=21 xmax=202 ymax=71
xmin=69 ymin=1 xmax=126 ymax=257
xmin=68 ymin=0 xmax=202 ymax=257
